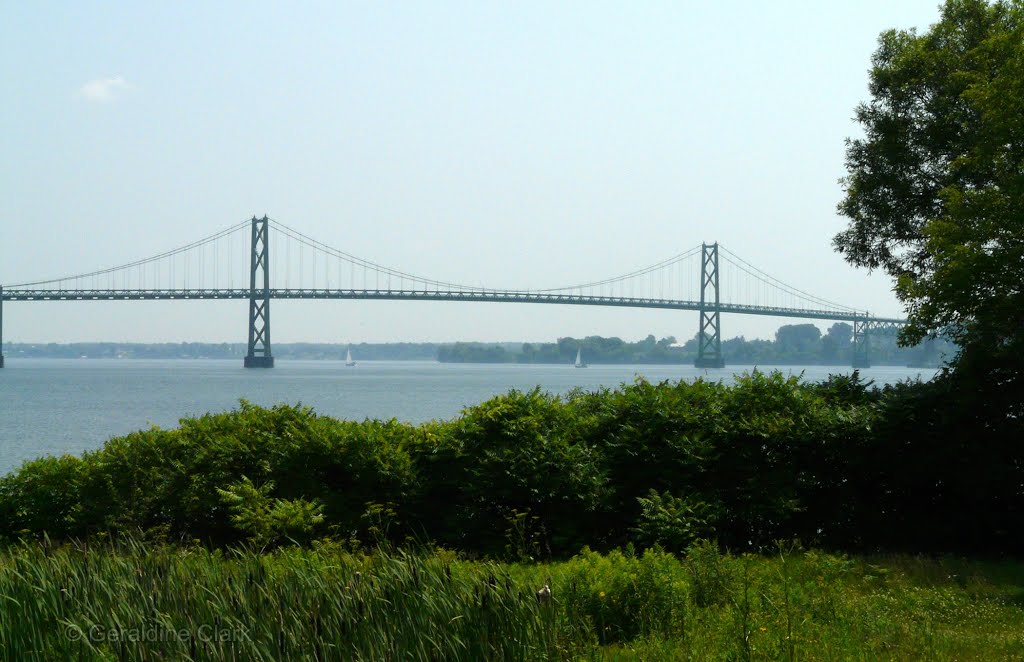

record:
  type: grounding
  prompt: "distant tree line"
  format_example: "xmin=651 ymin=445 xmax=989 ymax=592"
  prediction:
xmin=7 ymin=325 xmax=950 ymax=366
xmin=438 ymin=325 xmax=951 ymax=366
xmin=4 ymin=342 xmax=438 ymax=361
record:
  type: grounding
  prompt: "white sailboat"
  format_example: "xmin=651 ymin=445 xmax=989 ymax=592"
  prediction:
xmin=574 ymin=347 xmax=588 ymax=368
xmin=345 ymin=347 xmax=356 ymax=367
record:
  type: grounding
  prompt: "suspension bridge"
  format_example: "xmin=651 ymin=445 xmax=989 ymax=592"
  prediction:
xmin=0 ymin=216 xmax=906 ymax=370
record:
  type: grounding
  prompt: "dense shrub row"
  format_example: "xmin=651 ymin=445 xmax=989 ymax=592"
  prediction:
xmin=0 ymin=371 xmax=1020 ymax=555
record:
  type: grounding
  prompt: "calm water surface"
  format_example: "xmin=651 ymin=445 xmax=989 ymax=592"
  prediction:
xmin=0 ymin=359 xmax=936 ymax=474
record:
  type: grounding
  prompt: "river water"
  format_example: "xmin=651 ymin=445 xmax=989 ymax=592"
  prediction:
xmin=0 ymin=359 xmax=935 ymax=475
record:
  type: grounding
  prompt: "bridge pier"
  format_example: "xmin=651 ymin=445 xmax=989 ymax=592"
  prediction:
xmin=695 ymin=242 xmax=725 ymax=368
xmin=244 ymin=216 xmax=274 ymax=368
xmin=852 ymin=318 xmax=870 ymax=368
xmin=694 ymin=354 xmax=725 ymax=369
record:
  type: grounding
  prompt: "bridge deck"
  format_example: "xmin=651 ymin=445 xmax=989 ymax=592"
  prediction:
xmin=1 ymin=288 xmax=906 ymax=325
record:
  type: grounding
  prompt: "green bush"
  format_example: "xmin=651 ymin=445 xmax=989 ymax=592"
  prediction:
xmin=217 ymin=476 xmax=325 ymax=547
xmin=630 ymin=490 xmax=718 ymax=553
xmin=440 ymin=388 xmax=608 ymax=555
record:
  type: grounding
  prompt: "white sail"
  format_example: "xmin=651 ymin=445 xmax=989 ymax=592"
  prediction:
xmin=345 ymin=348 xmax=356 ymax=366
xmin=574 ymin=347 xmax=586 ymax=368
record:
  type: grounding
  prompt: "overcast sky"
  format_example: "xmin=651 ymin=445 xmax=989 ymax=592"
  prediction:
xmin=1 ymin=1 xmax=944 ymax=344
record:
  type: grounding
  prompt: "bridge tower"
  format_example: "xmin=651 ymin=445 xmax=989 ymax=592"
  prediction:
xmin=695 ymin=242 xmax=725 ymax=368
xmin=0 ymin=286 xmax=5 ymax=369
xmin=244 ymin=215 xmax=274 ymax=368
xmin=852 ymin=318 xmax=871 ymax=368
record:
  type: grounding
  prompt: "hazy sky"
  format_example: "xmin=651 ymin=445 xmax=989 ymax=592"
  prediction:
xmin=1 ymin=1 xmax=944 ymax=344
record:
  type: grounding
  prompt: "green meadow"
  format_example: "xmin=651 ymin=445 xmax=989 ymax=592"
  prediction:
xmin=1 ymin=539 xmax=1022 ymax=661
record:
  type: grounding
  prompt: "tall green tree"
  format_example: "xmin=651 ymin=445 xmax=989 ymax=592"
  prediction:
xmin=775 ymin=324 xmax=822 ymax=355
xmin=834 ymin=0 xmax=1023 ymax=382
xmin=821 ymin=322 xmax=853 ymax=362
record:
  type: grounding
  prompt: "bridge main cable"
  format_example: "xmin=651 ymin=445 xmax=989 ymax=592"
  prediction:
xmin=2 ymin=220 xmax=251 ymax=289
xmin=272 ymin=219 xmax=705 ymax=297
xmin=270 ymin=219 xmax=488 ymax=293
xmin=718 ymin=245 xmax=862 ymax=314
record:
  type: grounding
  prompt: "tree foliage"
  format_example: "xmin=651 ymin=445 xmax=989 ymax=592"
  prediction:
xmin=835 ymin=0 xmax=1023 ymax=377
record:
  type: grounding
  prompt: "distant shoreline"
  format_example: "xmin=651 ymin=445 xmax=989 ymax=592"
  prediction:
xmin=1 ymin=353 xmax=940 ymax=369
xmin=6 ymin=359 xmax=940 ymax=368
xmin=1 ymin=336 xmax=948 ymax=368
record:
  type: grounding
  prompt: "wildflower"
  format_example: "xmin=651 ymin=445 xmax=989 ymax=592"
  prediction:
xmin=759 ymin=626 xmax=767 ymax=632
xmin=536 ymin=584 xmax=552 ymax=604
xmin=599 ymin=591 xmax=606 ymax=599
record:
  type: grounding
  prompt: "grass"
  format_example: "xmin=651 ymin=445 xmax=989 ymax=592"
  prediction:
xmin=0 ymin=538 xmax=1022 ymax=661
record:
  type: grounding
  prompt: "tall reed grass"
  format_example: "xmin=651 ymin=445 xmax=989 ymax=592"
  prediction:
xmin=0 ymin=537 xmax=1021 ymax=660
